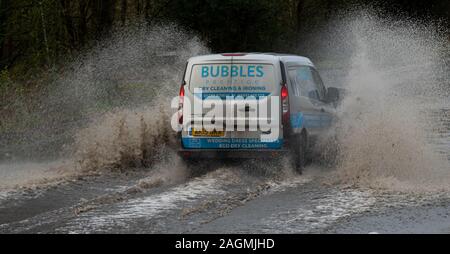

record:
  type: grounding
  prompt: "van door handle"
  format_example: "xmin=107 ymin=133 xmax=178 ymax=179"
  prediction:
xmin=240 ymin=106 xmax=256 ymax=112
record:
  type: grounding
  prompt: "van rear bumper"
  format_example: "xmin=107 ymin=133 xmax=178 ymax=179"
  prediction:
xmin=178 ymin=149 xmax=289 ymax=159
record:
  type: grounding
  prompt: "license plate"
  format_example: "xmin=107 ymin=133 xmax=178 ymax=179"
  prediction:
xmin=191 ymin=128 xmax=225 ymax=137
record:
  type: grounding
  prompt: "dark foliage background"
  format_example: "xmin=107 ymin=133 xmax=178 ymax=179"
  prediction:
xmin=0 ymin=0 xmax=448 ymax=73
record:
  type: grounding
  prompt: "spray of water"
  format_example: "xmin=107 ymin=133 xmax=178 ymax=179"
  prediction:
xmin=0 ymin=24 xmax=209 ymax=189
xmin=69 ymin=24 xmax=208 ymax=178
xmin=322 ymin=10 xmax=450 ymax=192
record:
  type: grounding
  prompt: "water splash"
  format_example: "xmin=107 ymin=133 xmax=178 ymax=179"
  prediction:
xmin=69 ymin=24 xmax=208 ymax=173
xmin=0 ymin=24 xmax=209 ymax=189
xmin=326 ymin=11 xmax=450 ymax=192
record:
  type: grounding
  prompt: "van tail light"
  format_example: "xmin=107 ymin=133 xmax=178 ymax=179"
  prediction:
xmin=178 ymin=83 xmax=185 ymax=125
xmin=281 ymin=84 xmax=289 ymax=125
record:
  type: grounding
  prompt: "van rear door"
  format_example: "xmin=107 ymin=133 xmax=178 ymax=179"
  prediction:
xmin=183 ymin=55 xmax=283 ymax=149
xmin=229 ymin=57 xmax=281 ymax=149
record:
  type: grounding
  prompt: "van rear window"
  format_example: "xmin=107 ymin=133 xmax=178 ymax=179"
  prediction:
xmin=189 ymin=64 xmax=276 ymax=96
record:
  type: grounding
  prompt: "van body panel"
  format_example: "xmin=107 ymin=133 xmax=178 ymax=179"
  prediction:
xmin=179 ymin=53 xmax=335 ymax=154
xmin=181 ymin=54 xmax=284 ymax=150
xmin=284 ymin=61 xmax=334 ymax=136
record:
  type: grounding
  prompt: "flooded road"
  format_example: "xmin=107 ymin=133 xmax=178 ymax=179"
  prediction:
xmin=0 ymin=110 xmax=448 ymax=235
xmin=0 ymin=76 xmax=448 ymax=234
xmin=1 ymin=84 xmax=448 ymax=234
xmin=0 ymin=164 xmax=449 ymax=233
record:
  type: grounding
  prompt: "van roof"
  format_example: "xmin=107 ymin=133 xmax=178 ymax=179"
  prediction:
xmin=188 ymin=53 xmax=314 ymax=67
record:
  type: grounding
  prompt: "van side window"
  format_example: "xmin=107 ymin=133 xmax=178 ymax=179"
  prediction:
xmin=311 ymin=68 xmax=326 ymax=101
xmin=288 ymin=69 xmax=301 ymax=96
xmin=287 ymin=66 xmax=319 ymax=100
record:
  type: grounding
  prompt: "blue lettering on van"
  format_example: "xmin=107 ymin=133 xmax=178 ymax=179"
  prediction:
xmin=256 ymin=66 xmax=264 ymax=77
xmin=202 ymin=66 xmax=209 ymax=78
xmin=231 ymin=65 xmax=239 ymax=77
xmin=239 ymin=66 xmax=247 ymax=77
xmin=221 ymin=66 xmax=229 ymax=77
xmin=201 ymin=65 xmax=265 ymax=78
xmin=210 ymin=66 xmax=220 ymax=77
xmin=182 ymin=137 xmax=283 ymax=149
xmin=195 ymin=92 xmax=270 ymax=100
xmin=248 ymin=65 xmax=255 ymax=77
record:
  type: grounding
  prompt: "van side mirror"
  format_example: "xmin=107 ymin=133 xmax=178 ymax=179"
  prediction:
xmin=326 ymin=87 xmax=340 ymax=103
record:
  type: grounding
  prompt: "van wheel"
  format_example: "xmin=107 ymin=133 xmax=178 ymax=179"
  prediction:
xmin=292 ymin=132 xmax=308 ymax=174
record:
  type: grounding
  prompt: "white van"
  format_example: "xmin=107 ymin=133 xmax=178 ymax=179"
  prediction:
xmin=176 ymin=53 xmax=339 ymax=173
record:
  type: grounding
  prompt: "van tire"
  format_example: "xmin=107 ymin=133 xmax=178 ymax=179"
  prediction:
xmin=292 ymin=132 xmax=308 ymax=174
